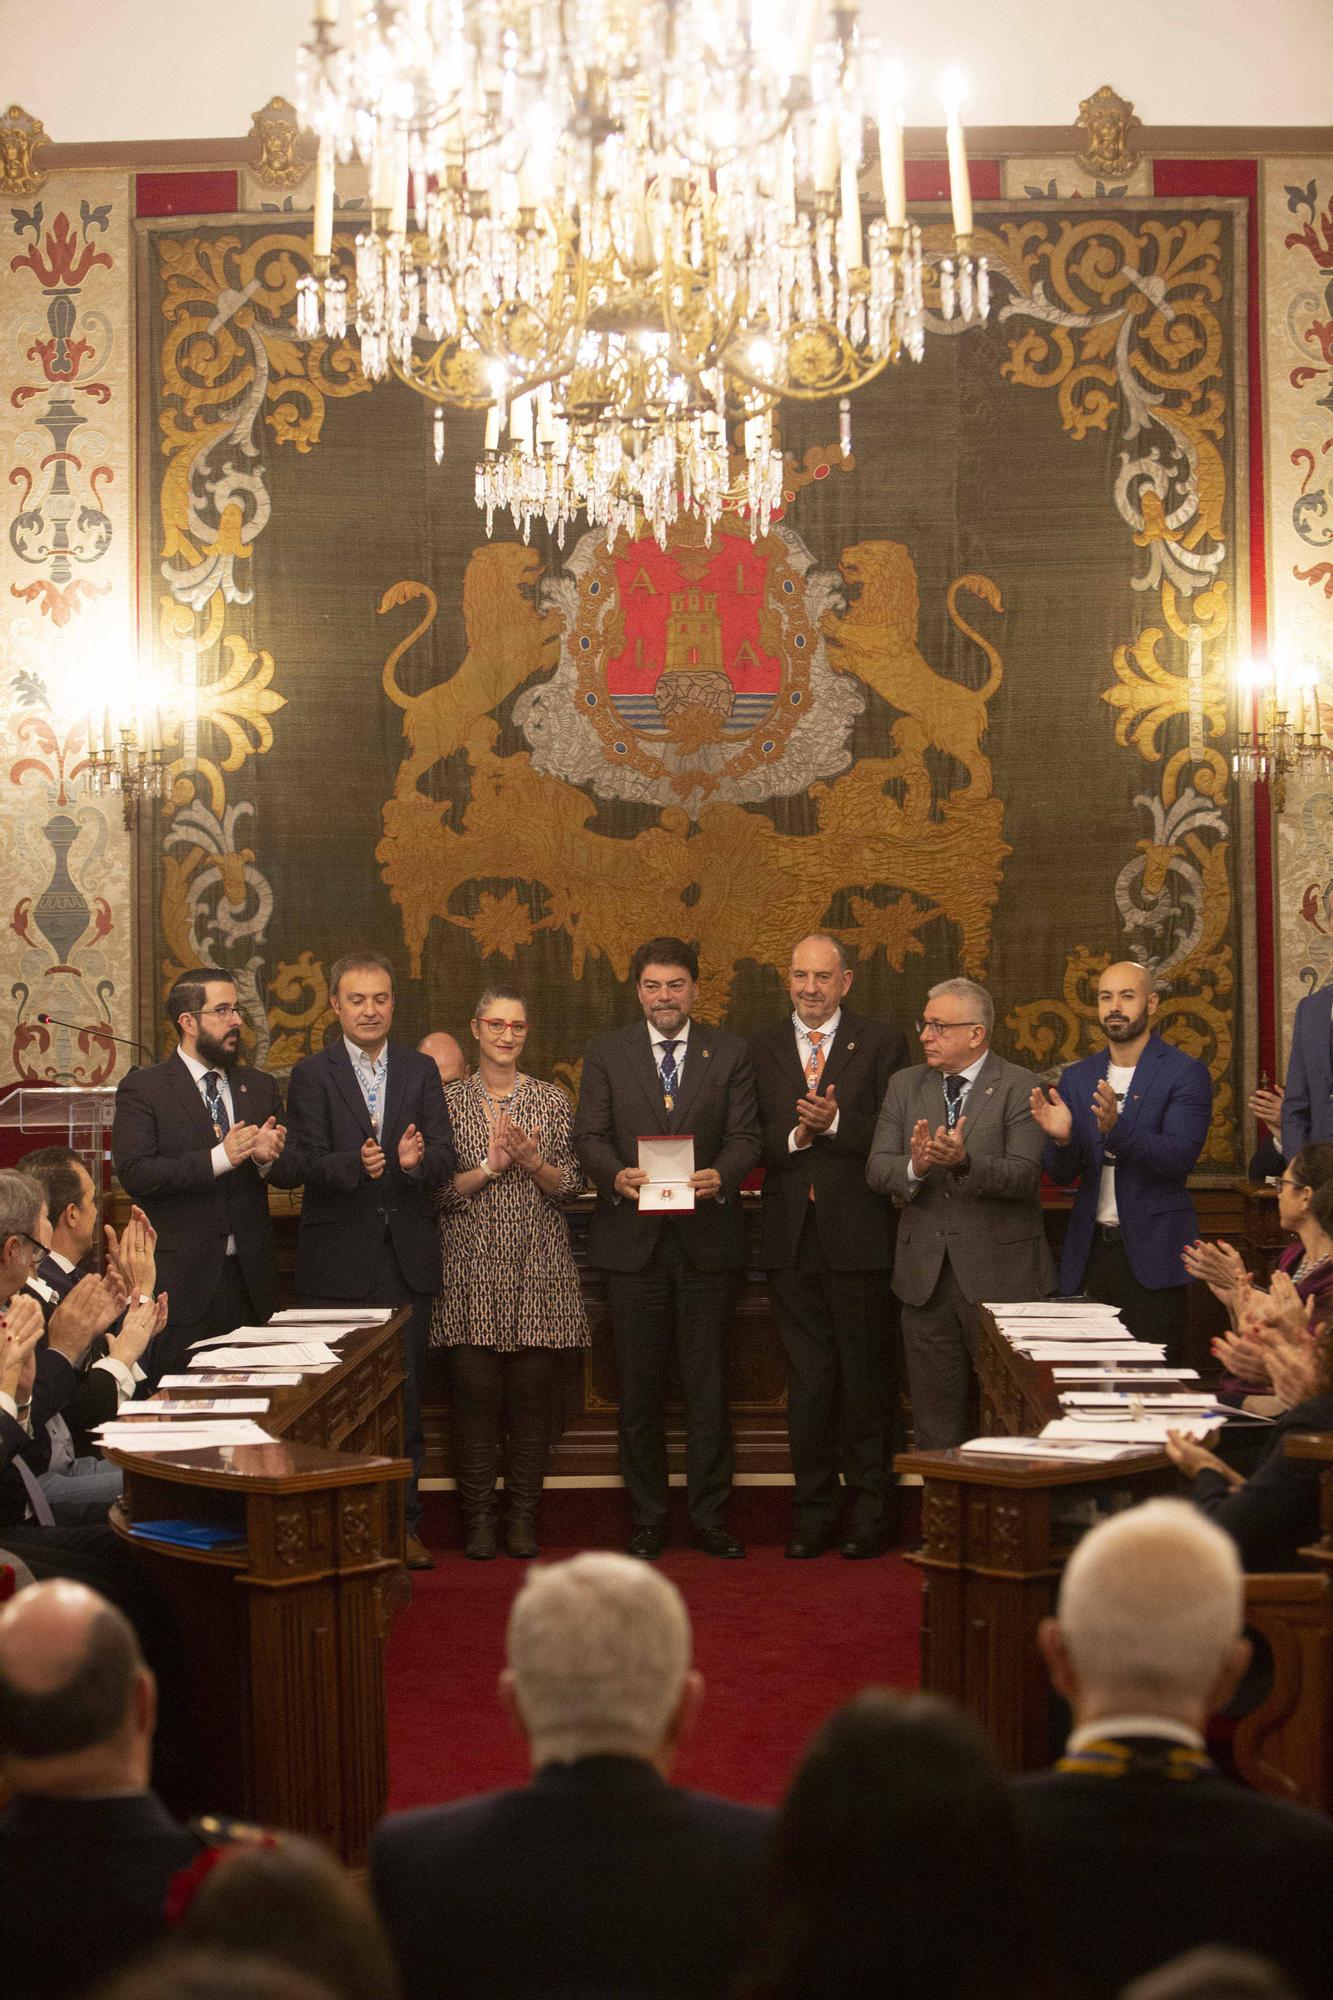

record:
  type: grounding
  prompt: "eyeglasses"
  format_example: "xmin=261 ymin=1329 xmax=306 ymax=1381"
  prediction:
xmin=916 ymin=1019 xmax=983 ymax=1038
xmin=477 ymin=1019 xmax=528 ymax=1035
xmin=12 ymin=1232 xmax=45 ymax=1259
xmin=1277 ymin=1176 xmax=1307 ymax=1191
xmin=195 ymin=1004 xmax=243 ymax=1021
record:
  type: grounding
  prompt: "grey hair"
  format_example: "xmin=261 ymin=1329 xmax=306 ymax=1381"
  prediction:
xmin=926 ymin=978 xmax=994 ymax=1036
xmin=1057 ymin=1499 xmax=1243 ymax=1711
xmin=790 ymin=933 xmax=850 ymax=972
xmin=506 ymin=1553 xmax=692 ymax=1765
xmin=0 ymin=1170 xmax=45 ymax=1254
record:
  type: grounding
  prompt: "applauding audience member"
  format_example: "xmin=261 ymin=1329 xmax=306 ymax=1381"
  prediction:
xmin=1247 ymin=1084 xmax=1285 ymax=1181
xmin=1166 ymin=1270 xmax=1333 ymax=1570
xmin=431 ymin=989 xmax=588 ymax=1560
xmin=1015 ymin=1500 xmax=1333 ymax=2000
xmin=0 ymin=1580 xmax=200 ymax=2000
xmin=738 ymin=1689 xmax=1042 ymax=2000
xmin=371 ymin=1553 xmax=772 ymax=2000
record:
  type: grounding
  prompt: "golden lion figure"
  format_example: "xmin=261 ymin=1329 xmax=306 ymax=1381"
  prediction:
xmin=379 ymin=543 xmax=560 ymax=795
xmin=824 ymin=540 xmax=1005 ymax=800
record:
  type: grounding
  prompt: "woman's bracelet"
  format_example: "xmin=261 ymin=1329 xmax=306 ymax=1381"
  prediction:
xmin=479 ymin=1159 xmax=501 ymax=1181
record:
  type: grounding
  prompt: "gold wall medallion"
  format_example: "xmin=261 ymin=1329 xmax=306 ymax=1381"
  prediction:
xmin=1075 ymin=86 xmax=1141 ymax=181
xmin=0 ymin=105 xmax=47 ymax=195
xmin=248 ymin=96 xmax=314 ymax=190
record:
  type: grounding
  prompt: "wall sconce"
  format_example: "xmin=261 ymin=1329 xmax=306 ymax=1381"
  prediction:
xmin=1231 ymin=657 xmax=1331 ymax=807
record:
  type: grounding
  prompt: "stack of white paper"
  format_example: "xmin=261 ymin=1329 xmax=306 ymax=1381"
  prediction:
xmin=186 ymin=1342 xmax=339 ymax=1370
xmin=1040 ymin=1415 xmax=1218 ymax=1446
xmin=159 ymin=1371 xmax=304 ymax=1389
xmin=958 ymin=1436 xmax=1154 ymax=1464
xmin=100 ymin=1399 xmax=271 ymax=1418
xmin=190 ymin=1325 xmax=358 ymax=1348
xmin=1051 ymin=1367 xmax=1200 ymax=1383
xmin=269 ymin=1308 xmax=394 ymax=1324
xmin=1013 ymin=1343 xmax=1168 ymax=1362
xmin=97 ymin=1420 xmax=276 ymax=1451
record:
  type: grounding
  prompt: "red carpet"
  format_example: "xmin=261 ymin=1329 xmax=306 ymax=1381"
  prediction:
xmin=386 ymin=1488 xmax=923 ymax=1810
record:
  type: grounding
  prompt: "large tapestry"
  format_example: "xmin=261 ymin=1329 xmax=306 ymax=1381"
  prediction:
xmin=137 ymin=199 xmax=1245 ymax=1160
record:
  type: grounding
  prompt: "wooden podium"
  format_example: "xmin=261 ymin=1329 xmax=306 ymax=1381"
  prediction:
xmin=105 ymin=1314 xmax=411 ymax=1867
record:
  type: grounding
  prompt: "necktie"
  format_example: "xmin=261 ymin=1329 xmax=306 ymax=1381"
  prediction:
xmin=943 ymin=1073 xmax=965 ymax=1130
xmin=659 ymin=1040 xmax=680 ymax=1111
xmin=202 ymin=1070 xmax=230 ymax=1139
xmin=805 ymin=1030 xmax=826 ymax=1091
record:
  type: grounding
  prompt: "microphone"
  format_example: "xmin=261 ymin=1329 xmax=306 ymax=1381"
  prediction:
xmin=35 ymin=1014 xmax=158 ymax=1070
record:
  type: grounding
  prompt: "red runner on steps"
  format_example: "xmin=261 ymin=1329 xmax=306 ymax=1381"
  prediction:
xmin=387 ymin=1488 xmax=923 ymax=1811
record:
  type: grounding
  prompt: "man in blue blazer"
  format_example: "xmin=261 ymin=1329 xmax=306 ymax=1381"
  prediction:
xmin=1030 ymin=961 xmax=1212 ymax=1358
xmin=285 ymin=952 xmax=455 ymax=1566
xmin=1280 ymin=984 xmax=1333 ymax=1155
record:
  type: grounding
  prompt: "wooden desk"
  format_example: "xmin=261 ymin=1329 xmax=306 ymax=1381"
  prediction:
xmin=106 ymin=1312 xmax=411 ymax=1867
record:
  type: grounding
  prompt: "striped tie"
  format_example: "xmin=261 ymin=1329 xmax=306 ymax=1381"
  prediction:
xmin=202 ymin=1070 xmax=230 ymax=1139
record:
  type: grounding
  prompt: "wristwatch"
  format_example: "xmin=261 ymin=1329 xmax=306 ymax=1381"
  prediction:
xmin=480 ymin=1159 xmax=501 ymax=1180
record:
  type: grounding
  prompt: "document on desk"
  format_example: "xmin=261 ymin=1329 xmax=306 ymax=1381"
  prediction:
xmin=637 ymin=1134 xmax=696 ymax=1212
xmin=985 ymin=1302 xmax=1127 ymax=1319
xmin=1016 ymin=1343 xmax=1167 ymax=1362
xmin=190 ymin=1324 xmax=359 ymax=1346
xmin=159 ymin=1371 xmax=304 ymax=1388
xmin=1041 ymin=1415 xmax=1218 ymax=1445
xmin=1051 ymin=1367 xmax=1200 ymax=1382
xmin=99 ymin=1399 xmax=271 ymax=1418
xmin=269 ymin=1307 xmax=395 ymax=1324
xmin=186 ymin=1342 xmax=339 ymax=1370
xmin=96 ymin=1420 xmax=277 ymax=1451
xmin=958 ymin=1436 xmax=1151 ymax=1464
xmin=1059 ymin=1393 xmax=1223 ymax=1413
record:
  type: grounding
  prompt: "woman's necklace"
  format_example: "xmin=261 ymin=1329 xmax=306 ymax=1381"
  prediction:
xmin=476 ymin=1071 xmax=523 ymax=1116
xmin=1293 ymin=1245 xmax=1332 ymax=1284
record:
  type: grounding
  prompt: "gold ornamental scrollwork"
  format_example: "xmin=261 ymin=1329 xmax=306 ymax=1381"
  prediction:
xmin=248 ymin=97 xmax=315 ymax=190
xmin=0 ymin=105 xmax=48 ymax=195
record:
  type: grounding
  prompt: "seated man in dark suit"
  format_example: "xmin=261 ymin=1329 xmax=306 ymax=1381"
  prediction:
xmin=371 ymin=1552 xmax=773 ymax=2000
xmin=0 ymin=1579 xmax=202 ymax=2000
xmin=1013 ymin=1499 xmax=1333 ymax=2000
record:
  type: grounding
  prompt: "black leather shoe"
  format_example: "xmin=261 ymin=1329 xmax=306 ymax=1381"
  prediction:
xmin=840 ymin=1532 xmax=886 ymax=1560
xmin=690 ymin=1526 xmax=745 ymax=1559
xmin=785 ymin=1531 xmax=836 ymax=1559
xmin=626 ymin=1526 xmax=666 ymax=1560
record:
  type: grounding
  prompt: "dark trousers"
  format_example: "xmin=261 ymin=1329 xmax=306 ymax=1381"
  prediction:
xmin=900 ymin=1257 xmax=981 ymax=1451
xmin=144 ymin=1256 xmax=256 ymax=1386
xmin=771 ymin=1211 xmax=894 ymax=1537
xmin=606 ymin=1232 xmax=737 ymax=1532
xmin=304 ymin=1240 xmax=431 ymax=1534
xmin=1081 ymin=1234 xmax=1188 ymax=1364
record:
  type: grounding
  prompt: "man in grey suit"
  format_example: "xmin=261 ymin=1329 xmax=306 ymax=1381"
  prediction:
xmin=867 ymin=977 xmax=1053 ymax=1448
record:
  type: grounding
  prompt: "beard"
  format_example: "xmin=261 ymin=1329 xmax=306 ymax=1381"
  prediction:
xmin=1103 ymin=1004 xmax=1150 ymax=1045
xmin=196 ymin=1022 xmax=241 ymax=1069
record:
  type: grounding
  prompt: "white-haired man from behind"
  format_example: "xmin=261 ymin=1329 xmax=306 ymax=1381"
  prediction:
xmin=1013 ymin=1499 xmax=1333 ymax=2000
xmin=370 ymin=1554 xmax=772 ymax=2000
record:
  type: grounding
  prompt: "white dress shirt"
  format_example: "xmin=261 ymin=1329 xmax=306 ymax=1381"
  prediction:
xmin=789 ymin=1008 xmax=842 ymax=1151
xmin=1066 ymin=1714 xmax=1204 ymax=1753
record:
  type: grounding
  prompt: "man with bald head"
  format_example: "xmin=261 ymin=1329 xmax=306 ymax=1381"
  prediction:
xmin=419 ymin=1030 xmax=467 ymax=1089
xmin=0 ymin=1580 xmax=200 ymax=1999
xmin=1030 ymin=960 xmax=1212 ymax=1356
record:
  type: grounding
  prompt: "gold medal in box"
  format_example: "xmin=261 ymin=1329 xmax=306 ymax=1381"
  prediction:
xmin=637 ymin=1135 xmax=696 ymax=1211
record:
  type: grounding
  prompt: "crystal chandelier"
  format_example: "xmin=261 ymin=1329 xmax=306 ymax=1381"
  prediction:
xmin=84 ymin=708 xmax=170 ymax=829
xmin=1231 ymin=660 xmax=1332 ymax=799
xmin=294 ymin=0 xmax=989 ymax=546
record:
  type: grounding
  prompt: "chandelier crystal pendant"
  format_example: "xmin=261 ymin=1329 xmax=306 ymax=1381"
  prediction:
xmin=294 ymin=0 xmax=989 ymax=547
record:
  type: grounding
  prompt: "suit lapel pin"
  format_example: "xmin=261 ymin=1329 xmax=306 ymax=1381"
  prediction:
xmin=847 ymin=1041 xmax=855 ymax=1051
xmin=702 ymin=1048 xmax=711 ymax=1059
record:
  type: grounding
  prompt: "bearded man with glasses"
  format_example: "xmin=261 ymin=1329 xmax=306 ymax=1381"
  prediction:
xmin=867 ymin=977 xmax=1053 ymax=1449
xmin=112 ymin=967 xmax=299 ymax=1380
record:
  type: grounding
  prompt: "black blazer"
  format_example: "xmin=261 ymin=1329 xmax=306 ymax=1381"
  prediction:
xmin=749 ymin=1009 xmax=908 ymax=1272
xmin=27 ymin=1256 xmax=123 ymax=1453
xmin=371 ymin=1755 xmax=773 ymax=2000
xmin=112 ymin=1054 xmax=295 ymax=1324
xmin=285 ymin=1038 xmax=455 ymax=1298
xmin=1014 ymin=1742 xmax=1333 ymax=2000
xmin=1193 ymin=1390 xmax=1333 ymax=1570
xmin=573 ymin=1020 xmax=761 ymax=1274
xmin=0 ymin=1788 xmax=200 ymax=2000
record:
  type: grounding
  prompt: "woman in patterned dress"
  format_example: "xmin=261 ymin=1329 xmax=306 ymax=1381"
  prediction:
xmin=431 ymin=988 xmax=589 ymax=1559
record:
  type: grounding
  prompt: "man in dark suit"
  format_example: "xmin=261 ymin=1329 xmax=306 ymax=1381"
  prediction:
xmin=1014 ymin=1499 xmax=1333 ymax=2000
xmin=751 ymin=933 xmax=909 ymax=1558
xmin=1030 ymin=961 xmax=1212 ymax=1360
xmin=1280 ymin=983 xmax=1333 ymax=1156
xmin=112 ymin=967 xmax=296 ymax=1381
xmin=867 ymin=978 xmax=1054 ymax=1449
xmin=573 ymin=936 xmax=760 ymax=1558
xmin=0 ymin=1578 xmax=203 ymax=2000
xmin=371 ymin=1553 xmax=772 ymax=2000
xmin=285 ymin=952 xmax=455 ymax=1568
